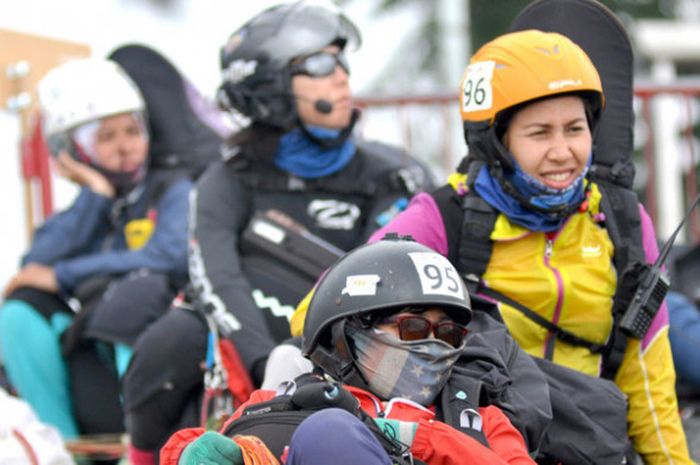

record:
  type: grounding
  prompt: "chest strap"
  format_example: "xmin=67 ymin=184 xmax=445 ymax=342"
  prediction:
xmin=479 ymin=286 xmax=606 ymax=354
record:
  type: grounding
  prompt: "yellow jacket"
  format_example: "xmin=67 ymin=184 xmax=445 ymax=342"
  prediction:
xmin=485 ymin=185 xmax=691 ymax=464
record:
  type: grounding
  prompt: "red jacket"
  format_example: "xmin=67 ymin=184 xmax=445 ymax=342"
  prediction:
xmin=161 ymin=386 xmax=535 ymax=465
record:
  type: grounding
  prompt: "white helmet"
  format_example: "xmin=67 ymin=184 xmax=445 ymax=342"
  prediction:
xmin=38 ymin=58 xmax=145 ymax=137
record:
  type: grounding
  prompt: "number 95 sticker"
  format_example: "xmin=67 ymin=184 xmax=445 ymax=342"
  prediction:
xmin=461 ymin=60 xmax=495 ymax=113
xmin=408 ymin=252 xmax=464 ymax=299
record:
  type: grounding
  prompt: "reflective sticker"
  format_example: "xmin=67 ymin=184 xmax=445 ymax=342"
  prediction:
xmin=461 ymin=60 xmax=495 ymax=113
xmin=408 ymin=252 xmax=464 ymax=299
xmin=308 ymin=199 xmax=360 ymax=230
xmin=222 ymin=59 xmax=258 ymax=84
xmin=548 ymin=79 xmax=582 ymax=91
xmin=342 ymin=274 xmax=381 ymax=296
xmin=582 ymin=244 xmax=602 ymax=258
xmin=252 ymin=218 xmax=286 ymax=244
xmin=252 ymin=289 xmax=295 ymax=321
xmin=459 ymin=408 xmax=483 ymax=431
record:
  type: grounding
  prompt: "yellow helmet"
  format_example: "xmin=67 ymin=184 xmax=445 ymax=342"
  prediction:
xmin=459 ymin=29 xmax=604 ymax=126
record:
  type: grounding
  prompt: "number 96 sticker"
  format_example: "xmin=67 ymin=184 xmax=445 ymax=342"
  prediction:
xmin=408 ymin=252 xmax=464 ymax=299
xmin=461 ymin=60 xmax=495 ymax=113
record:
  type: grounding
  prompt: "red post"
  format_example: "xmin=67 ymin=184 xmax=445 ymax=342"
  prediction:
xmin=20 ymin=112 xmax=54 ymax=223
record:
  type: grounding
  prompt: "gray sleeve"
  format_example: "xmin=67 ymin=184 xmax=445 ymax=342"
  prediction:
xmin=187 ymin=164 xmax=276 ymax=371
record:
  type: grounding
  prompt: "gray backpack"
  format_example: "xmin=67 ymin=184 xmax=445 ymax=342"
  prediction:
xmin=452 ymin=304 xmax=631 ymax=464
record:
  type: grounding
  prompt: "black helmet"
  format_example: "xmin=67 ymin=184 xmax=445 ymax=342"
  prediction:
xmin=303 ymin=234 xmax=472 ymax=381
xmin=217 ymin=0 xmax=361 ymax=128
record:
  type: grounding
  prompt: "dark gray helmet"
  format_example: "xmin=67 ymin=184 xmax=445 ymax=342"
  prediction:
xmin=302 ymin=234 xmax=472 ymax=380
xmin=217 ymin=0 xmax=361 ymax=128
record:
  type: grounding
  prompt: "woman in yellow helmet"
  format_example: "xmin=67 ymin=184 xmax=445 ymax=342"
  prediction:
xmin=293 ymin=29 xmax=692 ymax=464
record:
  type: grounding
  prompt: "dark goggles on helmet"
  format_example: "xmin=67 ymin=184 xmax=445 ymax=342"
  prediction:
xmin=290 ymin=51 xmax=349 ymax=77
xmin=378 ymin=312 xmax=468 ymax=348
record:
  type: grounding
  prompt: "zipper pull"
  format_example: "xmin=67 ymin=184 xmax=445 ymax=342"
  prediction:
xmin=545 ymin=238 xmax=553 ymax=259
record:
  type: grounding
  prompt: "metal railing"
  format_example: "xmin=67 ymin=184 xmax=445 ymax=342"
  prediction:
xmin=21 ymin=84 xmax=700 ymax=242
xmin=356 ymin=83 xmax=700 ymax=243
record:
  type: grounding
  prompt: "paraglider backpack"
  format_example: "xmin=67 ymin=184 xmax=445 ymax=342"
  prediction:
xmin=435 ymin=0 xmax=653 ymax=381
xmin=109 ymin=44 xmax=228 ymax=182
xmin=444 ymin=305 xmax=632 ymax=464
xmin=221 ymin=374 xmax=427 ymax=465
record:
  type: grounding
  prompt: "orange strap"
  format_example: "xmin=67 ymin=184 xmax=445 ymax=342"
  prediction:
xmin=219 ymin=339 xmax=255 ymax=407
xmin=234 ymin=435 xmax=280 ymax=465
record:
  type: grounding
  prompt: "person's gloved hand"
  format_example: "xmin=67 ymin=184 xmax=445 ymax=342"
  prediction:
xmin=374 ymin=418 xmax=418 ymax=447
xmin=179 ymin=431 xmax=243 ymax=465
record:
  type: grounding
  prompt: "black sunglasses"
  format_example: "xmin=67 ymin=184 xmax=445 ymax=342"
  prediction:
xmin=290 ymin=51 xmax=350 ymax=77
xmin=379 ymin=313 xmax=468 ymax=348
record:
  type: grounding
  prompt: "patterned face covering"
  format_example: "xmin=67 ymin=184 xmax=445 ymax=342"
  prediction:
xmin=505 ymin=156 xmax=590 ymax=212
xmin=346 ymin=323 xmax=464 ymax=406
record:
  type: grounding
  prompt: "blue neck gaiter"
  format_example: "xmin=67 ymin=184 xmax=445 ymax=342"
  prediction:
xmin=474 ymin=158 xmax=589 ymax=232
xmin=275 ymin=126 xmax=355 ymax=179
xmin=506 ymin=157 xmax=590 ymax=212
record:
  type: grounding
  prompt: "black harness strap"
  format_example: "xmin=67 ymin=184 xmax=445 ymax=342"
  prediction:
xmin=431 ymin=165 xmax=494 ymax=293
xmin=437 ymin=374 xmax=492 ymax=449
xmin=431 ymin=184 xmax=464 ymax=268
xmin=594 ymin=180 xmax=645 ymax=380
xmin=433 ymin=178 xmax=646 ymax=377
xmin=456 ymin=193 xmax=496 ymax=291
xmin=478 ymin=286 xmax=606 ymax=354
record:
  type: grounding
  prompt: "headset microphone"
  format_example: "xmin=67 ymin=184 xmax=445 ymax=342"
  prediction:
xmin=292 ymin=93 xmax=335 ymax=115
xmin=313 ymin=99 xmax=333 ymax=114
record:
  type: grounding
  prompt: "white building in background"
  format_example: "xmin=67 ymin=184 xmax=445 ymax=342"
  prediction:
xmin=634 ymin=19 xmax=700 ymax=242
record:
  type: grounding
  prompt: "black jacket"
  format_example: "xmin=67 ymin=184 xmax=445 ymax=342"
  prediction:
xmin=188 ymin=132 xmax=434 ymax=372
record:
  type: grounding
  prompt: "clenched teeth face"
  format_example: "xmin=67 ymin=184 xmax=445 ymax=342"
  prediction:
xmin=503 ymin=95 xmax=592 ymax=189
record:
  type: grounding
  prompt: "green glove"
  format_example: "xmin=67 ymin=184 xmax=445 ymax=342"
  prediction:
xmin=179 ymin=431 xmax=243 ymax=465
xmin=374 ymin=417 xmax=418 ymax=447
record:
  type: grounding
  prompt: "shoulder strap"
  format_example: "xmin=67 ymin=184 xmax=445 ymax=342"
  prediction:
xmin=596 ymin=181 xmax=645 ymax=274
xmin=455 ymin=160 xmax=496 ymax=289
xmin=431 ymin=184 xmax=463 ymax=267
xmin=595 ymin=181 xmax=645 ymax=380
xmin=437 ymin=373 xmax=491 ymax=448
xmin=456 ymin=192 xmax=497 ymax=290
xmin=431 ymin=169 xmax=496 ymax=292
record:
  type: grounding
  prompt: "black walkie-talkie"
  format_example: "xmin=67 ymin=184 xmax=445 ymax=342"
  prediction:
xmin=618 ymin=193 xmax=700 ymax=339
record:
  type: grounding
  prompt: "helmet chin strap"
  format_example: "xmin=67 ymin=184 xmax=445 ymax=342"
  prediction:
xmin=309 ymin=319 xmax=371 ymax=390
xmin=94 ymin=163 xmax=147 ymax=198
xmin=297 ymin=108 xmax=360 ymax=149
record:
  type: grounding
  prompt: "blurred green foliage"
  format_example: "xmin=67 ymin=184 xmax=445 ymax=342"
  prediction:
xmin=470 ymin=0 xmax=671 ymax=50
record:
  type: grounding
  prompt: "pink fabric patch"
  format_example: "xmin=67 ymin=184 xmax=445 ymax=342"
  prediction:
xmin=638 ymin=204 xmax=670 ymax=350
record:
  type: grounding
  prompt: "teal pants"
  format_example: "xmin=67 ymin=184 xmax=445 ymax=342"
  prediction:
xmin=0 ymin=299 xmax=134 ymax=439
xmin=0 ymin=299 xmax=78 ymax=439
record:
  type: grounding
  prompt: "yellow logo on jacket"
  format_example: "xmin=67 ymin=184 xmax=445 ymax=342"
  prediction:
xmin=581 ymin=244 xmax=602 ymax=259
xmin=125 ymin=218 xmax=155 ymax=250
